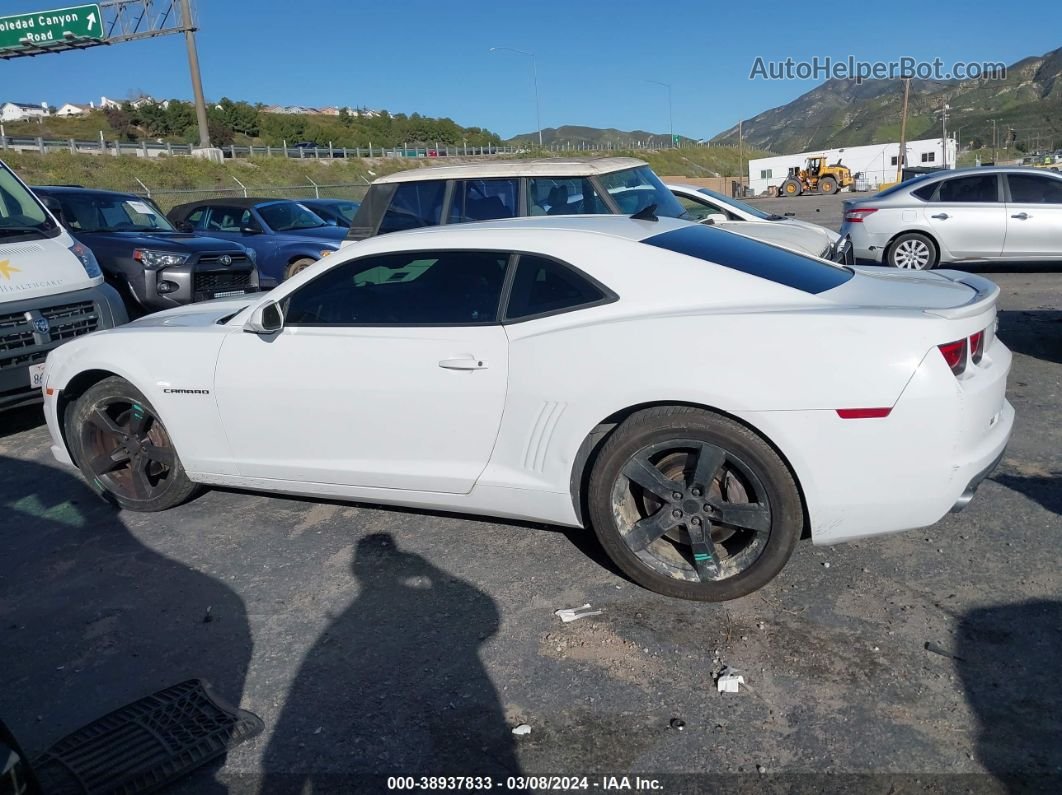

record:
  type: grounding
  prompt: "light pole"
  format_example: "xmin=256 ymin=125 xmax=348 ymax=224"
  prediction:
xmin=646 ymin=80 xmax=674 ymax=148
xmin=489 ymin=47 xmax=542 ymax=147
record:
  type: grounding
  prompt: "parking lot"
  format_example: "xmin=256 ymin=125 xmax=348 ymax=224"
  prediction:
xmin=1 ymin=191 xmax=1060 ymax=792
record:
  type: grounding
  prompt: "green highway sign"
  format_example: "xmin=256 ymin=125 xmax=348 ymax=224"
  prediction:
xmin=0 ymin=4 xmax=103 ymax=52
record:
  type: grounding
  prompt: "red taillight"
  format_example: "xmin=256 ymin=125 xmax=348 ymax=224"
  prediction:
xmin=836 ymin=407 xmax=892 ymax=419
xmin=970 ymin=330 xmax=985 ymax=364
xmin=844 ymin=208 xmax=878 ymax=223
xmin=938 ymin=338 xmax=968 ymax=376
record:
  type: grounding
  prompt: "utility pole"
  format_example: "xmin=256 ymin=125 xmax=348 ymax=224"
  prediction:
xmin=489 ymin=47 xmax=542 ymax=147
xmin=738 ymin=119 xmax=743 ymax=192
xmin=896 ymin=78 xmax=911 ymax=182
xmin=991 ymin=119 xmax=998 ymax=164
xmin=178 ymin=0 xmax=211 ymax=149
xmin=646 ymin=80 xmax=674 ymax=149
xmin=940 ymin=101 xmax=950 ymax=169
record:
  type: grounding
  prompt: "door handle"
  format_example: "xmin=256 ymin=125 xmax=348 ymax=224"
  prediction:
xmin=931 ymin=213 xmax=950 ymax=220
xmin=1010 ymin=212 xmax=1031 ymax=220
xmin=438 ymin=357 xmax=487 ymax=371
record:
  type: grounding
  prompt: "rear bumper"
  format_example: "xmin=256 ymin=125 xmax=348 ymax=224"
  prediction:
xmin=951 ymin=445 xmax=1007 ymax=513
xmin=740 ymin=335 xmax=1014 ymax=545
xmin=841 ymin=222 xmax=888 ymax=263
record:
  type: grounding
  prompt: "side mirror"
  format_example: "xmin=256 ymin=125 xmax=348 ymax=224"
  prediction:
xmin=175 ymin=220 xmax=194 ymax=233
xmin=244 ymin=301 xmax=283 ymax=334
xmin=701 ymin=212 xmax=727 ymax=225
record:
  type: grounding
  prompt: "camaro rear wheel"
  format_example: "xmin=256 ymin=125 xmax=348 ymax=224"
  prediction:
xmin=587 ymin=407 xmax=803 ymax=601
xmin=66 ymin=377 xmax=199 ymax=512
xmin=888 ymin=233 xmax=938 ymax=270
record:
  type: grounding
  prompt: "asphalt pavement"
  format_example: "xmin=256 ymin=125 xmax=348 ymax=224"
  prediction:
xmin=1 ymin=218 xmax=1059 ymax=791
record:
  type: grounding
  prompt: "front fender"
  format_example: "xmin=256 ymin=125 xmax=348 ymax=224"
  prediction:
xmin=46 ymin=328 xmax=237 ymax=476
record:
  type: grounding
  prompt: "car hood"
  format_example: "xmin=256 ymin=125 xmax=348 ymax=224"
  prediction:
xmin=713 ymin=220 xmax=834 ymax=258
xmin=829 ymin=266 xmax=977 ymax=310
xmin=80 ymin=231 xmax=247 ymax=253
xmin=127 ymin=293 xmax=261 ymax=327
xmin=275 ymin=226 xmax=348 ymax=243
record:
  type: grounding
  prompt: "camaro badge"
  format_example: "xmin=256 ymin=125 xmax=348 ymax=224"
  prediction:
xmin=0 ymin=260 xmax=21 ymax=280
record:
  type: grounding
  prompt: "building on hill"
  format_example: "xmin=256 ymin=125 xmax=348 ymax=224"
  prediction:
xmin=56 ymin=102 xmax=94 ymax=117
xmin=1 ymin=102 xmax=49 ymax=122
xmin=747 ymin=138 xmax=958 ymax=195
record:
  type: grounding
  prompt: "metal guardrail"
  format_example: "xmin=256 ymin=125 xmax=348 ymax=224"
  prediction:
xmin=131 ymin=182 xmax=371 ymax=212
xmin=0 ymin=136 xmax=731 ymax=160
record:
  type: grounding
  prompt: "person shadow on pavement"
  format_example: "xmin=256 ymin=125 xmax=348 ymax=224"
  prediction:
xmin=0 ymin=454 xmax=251 ymax=794
xmin=956 ymin=600 xmax=1062 ymax=793
xmin=261 ymin=532 xmax=519 ymax=791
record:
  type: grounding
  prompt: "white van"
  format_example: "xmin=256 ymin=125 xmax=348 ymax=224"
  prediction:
xmin=1 ymin=159 xmax=127 ymax=411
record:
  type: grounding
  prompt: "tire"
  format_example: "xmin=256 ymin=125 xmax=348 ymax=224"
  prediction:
xmin=587 ymin=406 xmax=803 ymax=601
xmin=818 ymin=176 xmax=838 ymax=195
xmin=887 ymin=232 xmax=938 ymax=270
xmin=780 ymin=178 xmax=803 ymax=197
xmin=65 ymin=377 xmax=199 ymax=512
xmin=284 ymin=257 xmax=316 ymax=280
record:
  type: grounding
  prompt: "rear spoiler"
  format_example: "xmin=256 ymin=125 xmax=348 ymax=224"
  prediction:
xmin=923 ymin=270 xmax=1000 ymax=319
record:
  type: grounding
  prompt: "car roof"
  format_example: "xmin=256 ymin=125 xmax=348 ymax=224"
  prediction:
xmin=172 ymin=197 xmax=305 ymax=210
xmin=33 ymin=185 xmax=139 ymax=200
xmin=359 ymin=214 xmax=693 ymax=246
xmin=301 ymin=197 xmax=356 ymax=204
xmin=372 ymin=157 xmax=648 ymax=184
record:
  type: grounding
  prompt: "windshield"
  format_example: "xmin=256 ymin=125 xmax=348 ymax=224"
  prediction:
xmin=259 ymin=201 xmax=327 ymax=231
xmin=54 ymin=193 xmax=176 ymax=233
xmin=695 ymin=187 xmax=779 ymax=220
xmin=0 ymin=162 xmax=59 ymax=240
xmin=596 ymin=166 xmax=689 ymax=219
xmin=330 ymin=201 xmax=360 ymax=223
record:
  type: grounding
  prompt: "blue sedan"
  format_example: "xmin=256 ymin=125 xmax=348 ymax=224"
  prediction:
xmin=167 ymin=198 xmax=348 ymax=286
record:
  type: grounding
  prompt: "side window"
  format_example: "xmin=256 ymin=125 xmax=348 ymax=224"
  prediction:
xmin=676 ymin=195 xmax=731 ymax=221
xmin=527 ymin=177 xmax=605 ymax=216
xmin=378 ymin=182 xmax=446 ymax=234
xmin=449 ymin=178 xmax=519 ymax=223
xmin=184 ymin=207 xmax=206 ymax=229
xmin=283 ymin=250 xmax=509 ymax=326
xmin=1008 ymin=174 xmax=1062 ymax=204
xmin=504 ymin=254 xmax=609 ymax=321
xmin=206 ymin=206 xmax=246 ymax=231
xmin=934 ymin=175 xmax=999 ymax=203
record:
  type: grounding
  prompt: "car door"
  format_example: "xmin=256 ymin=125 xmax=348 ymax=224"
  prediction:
xmin=213 ymin=248 xmax=511 ymax=493
xmin=1002 ymin=172 xmax=1062 ymax=258
xmin=921 ymin=173 xmax=1005 ymax=259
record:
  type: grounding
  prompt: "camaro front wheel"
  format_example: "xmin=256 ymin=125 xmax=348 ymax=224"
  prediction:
xmin=66 ymin=377 xmax=199 ymax=512
xmin=587 ymin=407 xmax=803 ymax=601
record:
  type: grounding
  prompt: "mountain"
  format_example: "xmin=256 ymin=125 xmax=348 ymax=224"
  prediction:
xmin=509 ymin=125 xmax=692 ymax=147
xmin=712 ymin=47 xmax=1062 ymax=154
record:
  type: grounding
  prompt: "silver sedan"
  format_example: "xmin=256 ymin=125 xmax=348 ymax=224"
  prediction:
xmin=840 ymin=166 xmax=1062 ymax=269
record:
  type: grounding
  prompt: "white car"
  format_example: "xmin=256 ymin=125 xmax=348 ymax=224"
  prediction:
xmin=41 ymin=216 xmax=1013 ymax=601
xmin=668 ymin=183 xmax=851 ymax=263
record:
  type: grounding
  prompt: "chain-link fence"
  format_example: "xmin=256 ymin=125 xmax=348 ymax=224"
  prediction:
xmin=132 ymin=182 xmax=371 ymax=212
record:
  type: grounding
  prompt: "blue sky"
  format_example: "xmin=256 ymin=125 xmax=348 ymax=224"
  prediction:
xmin=2 ymin=0 xmax=1059 ymax=139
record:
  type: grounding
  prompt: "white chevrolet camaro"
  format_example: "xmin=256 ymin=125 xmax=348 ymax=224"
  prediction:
xmin=41 ymin=215 xmax=1013 ymax=601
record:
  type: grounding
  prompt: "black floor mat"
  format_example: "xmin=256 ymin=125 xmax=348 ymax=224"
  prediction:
xmin=31 ymin=680 xmax=263 ymax=795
